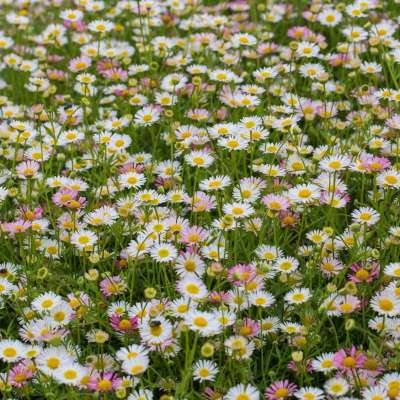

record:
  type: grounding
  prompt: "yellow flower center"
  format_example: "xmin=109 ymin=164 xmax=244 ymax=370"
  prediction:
xmin=192 ymin=156 xmax=204 ymax=165
xmin=379 ymin=299 xmax=394 ymax=311
xmin=321 ymin=359 xmax=333 ymax=368
xmin=355 ymin=269 xmax=369 ymax=281
xmin=47 ymin=358 xmax=60 ymax=369
xmin=14 ymin=373 xmax=26 ymax=383
xmin=339 ymin=303 xmax=353 ymax=313
xmin=275 ymin=388 xmax=289 ymax=398
xmin=176 ymin=304 xmax=188 ymax=313
xmin=239 ymin=326 xmax=252 ymax=336
xmin=184 ymin=260 xmax=196 ymax=272
xmin=193 ymin=316 xmax=208 ymax=327
xmin=143 ymin=114 xmax=152 ymax=122
xmin=98 ymin=379 xmax=112 ymax=391
xmin=130 ymin=365 xmax=145 ymax=375
xmin=41 ymin=299 xmax=54 ymax=309
xmin=64 ymin=370 xmax=78 ymax=380
xmin=298 ymin=188 xmax=311 ymax=198
xmin=119 ymin=319 xmax=132 ymax=330
xmin=150 ymin=325 xmax=163 ymax=337
xmin=158 ymin=249 xmax=170 ymax=258
xmin=77 ymin=236 xmax=90 ymax=245
xmin=3 ymin=348 xmax=17 ymax=357
xmin=343 ymin=356 xmax=356 ymax=368
xmin=198 ymin=368 xmax=210 ymax=377
xmin=328 ymin=160 xmax=341 ymax=169
xmin=385 ymin=175 xmax=398 ymax=185
xmin=53 ymin=311 xmax=66 ymax=322
xmin=292 ymin=293 xmax=305 ymax=302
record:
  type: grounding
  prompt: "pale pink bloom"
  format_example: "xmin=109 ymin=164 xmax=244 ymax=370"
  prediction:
xmin=180 ymin=225 xmax=208 ymax=245
xmin=262 ymin=193 xmax=290 ymax=211
xmin=2 ymin=219 xmax=32 ymax=235
xmin=87 ymin=372 xmax=122 ymax=392
xmin=16 ymin=161 xmax=40 ymax=179
xmin=69 ymin=56 xmax=92 ymax=73
xmin=359 ymin=153 xmax=391 ymax=172
xmin=9 ymin=360 xmax=35 ymax=387
xmin=333 ymin=346 xmax=366 ymax=373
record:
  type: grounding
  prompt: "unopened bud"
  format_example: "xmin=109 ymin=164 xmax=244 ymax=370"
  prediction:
xmin=292 ymin=351 xmax=304 ymax=362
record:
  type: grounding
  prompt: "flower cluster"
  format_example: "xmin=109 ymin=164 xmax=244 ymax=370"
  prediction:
xmin=1 ymin=0 xmax=400 ymax=399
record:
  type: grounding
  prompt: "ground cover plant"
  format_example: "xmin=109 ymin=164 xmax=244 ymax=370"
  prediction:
xmin=1 ymin=0 xmax=400 ymax=398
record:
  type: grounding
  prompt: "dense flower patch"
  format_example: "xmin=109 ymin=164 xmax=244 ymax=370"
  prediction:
xmin=1 ymin=0 xmax=400 ymax=399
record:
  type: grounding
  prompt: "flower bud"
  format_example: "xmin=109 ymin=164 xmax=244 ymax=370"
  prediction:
xmin=345 ymin=319 xmax=356 ymax=331
xmin=37 ymin=267 xmax=49 ymax=280
xmin=145 ymin=287 xmax=157 ymax=299
xmin=292 ymin=351 xmax=304 ymax=362
xmin=116 ymin=388 xmax=127 ymax=399
xmin=201 ymin=342 xmax=215 ymax=358
xmin=84 ymin=269 xmax=99 ymax=281
xmin=326 ymin=283 xmax=337 ymax=293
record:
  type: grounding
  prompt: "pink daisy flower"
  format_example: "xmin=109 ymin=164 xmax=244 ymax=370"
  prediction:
xmin=100 ymin=276 xmax=126 ymax=297
xmin=348 ymin=262 xmax=380 ymax=284
xmin=69 ymin=56 xmax=92 ymax=73
xmin=109 ymin=313 xmax=139 ymax=333
xmin=9 ymin=360 xmax=35 ymax=388
xmin=265 ymin=380 xmax=297 ymax=400
xmin=209 ymin=291 xmax=230 ymax=304
xmin=262 ymin=193 xmax=290 ymax=212
xmin=359 ymin=153 xmax=391 ymax=173
xmin=180 ymin=225 xmax=208 ymax=245
xmin=227 ymin=263 xmax=257 ymax=286
xmin=101 ymin=68 xmax=128 ymax=82
xmin=2 ymin=219 xmax=32 ymax=235
xmin=87 ymin=372 xmax=122 ymax=392
xmin=333 ymin=346 xmax=367 ymax=373
xmin=236 ymin=318 xmax=260 ymax=337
